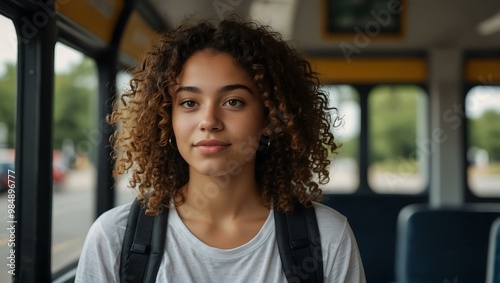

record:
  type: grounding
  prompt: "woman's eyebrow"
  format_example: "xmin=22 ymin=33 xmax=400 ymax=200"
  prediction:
xmin=175 ymin=84 xmax=254 ymax=95
xmin=174 ymin=86 xmax=201 ymax=94
xmin=218 ymin=84 xmax=254 ymax=95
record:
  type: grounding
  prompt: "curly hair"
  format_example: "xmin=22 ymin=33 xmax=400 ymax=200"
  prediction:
xmin=108 ymin=17 xmax=339 ymax=215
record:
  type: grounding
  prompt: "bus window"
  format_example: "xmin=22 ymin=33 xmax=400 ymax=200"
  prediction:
xmin=51 ymin=43 xmax=98 ymax=273
xmin=368 ymin=85 xmax=428 ymax=194
xmin=0 ymin=14 xmax=17 ymax=283
xmin=322 ymin=85 xmax=360 ymax=193
xmin=466 ymin=86 xmax=500 ymax=197
xmin=114 ymin=70 xmax=138 ymax=206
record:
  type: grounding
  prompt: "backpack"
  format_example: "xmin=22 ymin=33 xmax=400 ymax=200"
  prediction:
xmin=120 ymin=198 xmax=324 ymax=283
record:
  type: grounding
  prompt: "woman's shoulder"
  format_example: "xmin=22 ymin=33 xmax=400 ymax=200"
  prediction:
xmin=97 ymin=202 xmax=132 ymax=225
xmin=311 ymin=202 xmax=366 ymax=282
xmin=75 ymin=202 xmax=134 ymax=282
xmin=312 ymin=202 xmax=350 ymax=244
xmin=86 ymin=202 xmax=132 ymax=241
xmin=312 ymin=201 xmax=347 ymax=228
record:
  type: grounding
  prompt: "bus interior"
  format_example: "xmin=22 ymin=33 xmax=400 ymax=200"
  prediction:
xmin=0 ymin=0 xmax=500 ymax=282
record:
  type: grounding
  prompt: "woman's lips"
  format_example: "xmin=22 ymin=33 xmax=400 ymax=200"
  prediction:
xmin=194 ymin=140 xmax=231 ymax=154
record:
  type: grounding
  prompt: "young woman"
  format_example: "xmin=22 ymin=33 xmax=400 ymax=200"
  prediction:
xmin=75 ymin=18 xmax=365 ymax=282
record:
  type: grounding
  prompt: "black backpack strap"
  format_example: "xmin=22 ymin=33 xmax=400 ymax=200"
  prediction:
xmin=274 ymin=201 xmax=324 ymax=283
xmin=120 ymin=199 xmax=169 ymax=283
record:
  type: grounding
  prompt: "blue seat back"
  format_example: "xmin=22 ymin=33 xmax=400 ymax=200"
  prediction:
xmin=488 ymin=218 xmax=500 ymax=283
xmin=396 ymin=204 xmax=500 ymax=283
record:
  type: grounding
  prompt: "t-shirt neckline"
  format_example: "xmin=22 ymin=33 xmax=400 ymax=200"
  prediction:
xmin=169 ymin=206 xmax=274 ymax=259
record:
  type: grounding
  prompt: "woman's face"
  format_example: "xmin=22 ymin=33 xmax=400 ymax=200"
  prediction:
xmin=171 ymin=50 xmax=268 ymax=177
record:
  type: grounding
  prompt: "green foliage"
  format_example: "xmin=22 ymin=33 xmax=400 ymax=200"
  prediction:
xmin=336 ymin=136 xmax=358 ymax=159
xmin=0 ymin=63 xmax=17 ymax=148
xmin=53 ymin=57 xmax=97 ymax=150
xmin=369 ymin=85 xmax=422 ymax=163
xmin=0 ymin=58 xmax=97 ymax=151
xmin=469 ymin=109 xmax=500 ymax=161
xmin=371 ymin=158 xmax=419 ymax=173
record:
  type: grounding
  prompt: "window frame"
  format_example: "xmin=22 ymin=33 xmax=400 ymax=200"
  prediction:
xmin=323 ymin=83 xmax=430 ymax=197
xmin=463 ymin=83 xmax=500 ymax=202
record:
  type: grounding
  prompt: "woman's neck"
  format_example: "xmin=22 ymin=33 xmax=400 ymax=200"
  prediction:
xmin=177 ymin=164 xmax=268 ymax=223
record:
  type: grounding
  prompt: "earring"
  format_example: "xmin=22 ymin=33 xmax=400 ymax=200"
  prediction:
xmin=259 ymin=135 xmax=272 ymax=151
xmin=169 ymin=136 xmax=177 ymax=150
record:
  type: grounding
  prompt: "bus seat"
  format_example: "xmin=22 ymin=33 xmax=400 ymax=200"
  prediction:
xmin=487 ymin=217 xmax=500 ymax=283
xmin=395 ymin=204 xmax=500 ymax=283
xmin=322 ymin=196 xmax=426 ymax=283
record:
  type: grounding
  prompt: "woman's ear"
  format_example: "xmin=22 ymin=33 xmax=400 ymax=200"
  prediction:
xmin=261 ymin=125 xmax=273 ymax=137
xmin=261 ymin=116 xmax=273 ymax=136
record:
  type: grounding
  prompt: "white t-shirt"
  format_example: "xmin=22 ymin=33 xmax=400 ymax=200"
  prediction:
xmin=75 ymin=201 xmax=365 ymax=282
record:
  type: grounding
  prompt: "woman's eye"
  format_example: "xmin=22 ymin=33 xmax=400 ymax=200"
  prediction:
xmin=180 ymin=100 xmax=197 ymax=108
xmin=224 ymin=99 xmax=244 ymax=107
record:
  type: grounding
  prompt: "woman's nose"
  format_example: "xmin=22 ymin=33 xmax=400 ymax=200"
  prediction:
xmin=198 ymin=105 xmax=223 ymax=132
